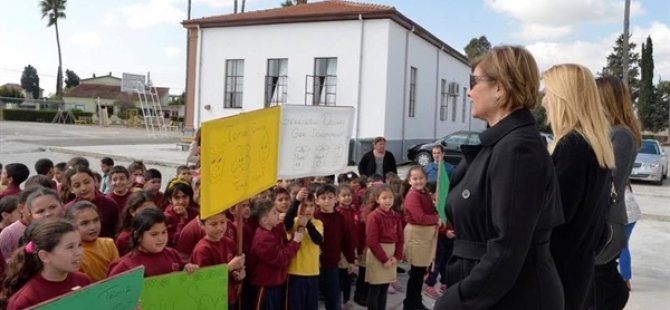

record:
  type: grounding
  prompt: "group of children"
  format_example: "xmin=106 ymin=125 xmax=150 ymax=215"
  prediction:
xmin=0 ymin=151 xmax=455 ymax=310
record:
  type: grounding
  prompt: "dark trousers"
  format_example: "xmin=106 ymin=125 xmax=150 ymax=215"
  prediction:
xmin=367 ymin=283 xmax=390 ymax=310
xmin=319 ymin=268 xmax=341 ymax=310
xmin=339 ymin=268 xmax=352 ymax=302
xmin=242 ymin=279 xmax=255 ymax=310
xmin=404 ymin=265 xmax=428 ymax=308
xmin=286 ymin=275 xmax=318 ymax=310
xmin=425 ymin=235 xmax=453 ymax=286
xmin=593 ymin=258 xmax=630 ymax=310
xmin=353 ymin=266 xmax=368 ymax=303
xmin=254 ymin=285 xmax=284 ymax=310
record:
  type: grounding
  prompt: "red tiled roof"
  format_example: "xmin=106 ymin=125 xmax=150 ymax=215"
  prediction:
xmin=182 ymin=0 xmax=468 ymax=64
xmin=63 ymin=83 xmax=169 ymax=102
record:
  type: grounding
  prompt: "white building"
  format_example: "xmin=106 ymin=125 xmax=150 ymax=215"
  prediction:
xmin=182 ymin=0 xmax=485 ymax=162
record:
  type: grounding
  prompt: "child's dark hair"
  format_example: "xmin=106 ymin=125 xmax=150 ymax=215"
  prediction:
xmin=34 ymin=158 xmax=54 ymax=176
xmin=25 ymin=187 xmax=61 ymax=213
xmin=92 ymin=172 xmax=102 ymax=184
xmin=315 ymin=184 xmax=337 ymax=197
xmin=127 ymin=161 xmax=146 ymax=173
xmin=67 ymin=156 xmax=90 ymax=169
xmin=164 ymin=178 xmax=193 ymax=205
xmin=4 ymin=163 xmax=30 ymax=186
xmin=64 ymin=166 xmax=95 ymax=185
xmin=110 ymin=165 xmax=130 ymax=178
xmin=119 ymin=191 xmax=156 ymax=233
xmin=176 ymin=165 xmax=189 ymax=174
xmin=54 ymin=162 xmax=67 ymax=172
xmin=425 ymin=182 xmax=437 ymax=194
xmin=371 ymin=184 xmax=394 ymax=211
xmin=402 ymin=165 xmax=427 ymax=198
xmin=337 ymin=171 xmax=359 ymax=184
xmin=101 ymin=157 xmax=114 ymax=167
xmin=0 ymin=219 xmax=77 ymax=305
xmin=144 ymin=169 xmax=162 ymax=181
xmin=369 ymin=174 xmax=384 ymax=184
xmin=250 ymin=199 xmax=274 ymax=224
xmin=337 ymin=184 xmax=353 ymax=195
xmin=130 ymin=208 xmax=166 ymax=250
xmin=24 ymin=175 xmax=54 ymax=189
xmin=271 ymin=187 xmax=290 ymax=202
xmin=18 ymin=186 xmax=45 ymax=206
xmin=65 ymin=201 xmax=99 ymax=221
xmin=0 ymin=196 xmax=19 ymax=216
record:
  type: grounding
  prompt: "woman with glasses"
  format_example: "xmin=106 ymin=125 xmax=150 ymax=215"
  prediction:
xmin=434 ymin=46 xmax=564 ymax=309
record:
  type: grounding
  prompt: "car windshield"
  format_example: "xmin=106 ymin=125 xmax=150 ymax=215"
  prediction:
xmin=640 ymin=141 xmax=660 ymax=155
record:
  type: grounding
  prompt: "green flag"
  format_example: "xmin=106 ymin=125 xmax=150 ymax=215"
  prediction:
xmin=436 ymin=160 xmax=450 ymax=223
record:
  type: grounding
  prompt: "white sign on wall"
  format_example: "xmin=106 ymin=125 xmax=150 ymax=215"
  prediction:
xmin=278 ymin=105 xmax=355 ymax=179
xmin=121 ymin=73 xmax=146 ymax=93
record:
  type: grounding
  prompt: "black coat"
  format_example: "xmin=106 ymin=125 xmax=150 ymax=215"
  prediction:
xmin=357 ymin=150 xmax=397 ymax=178
xmin=435 ymin=109 xmax=565 ymax=309
xmin=549 ymin=132 xmax=612 ymax=310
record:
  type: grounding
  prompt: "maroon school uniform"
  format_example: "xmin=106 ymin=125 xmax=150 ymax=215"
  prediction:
xmin=314 ymin=210 xmax=356 ymax=268
xmin=152 ymin=191 xmax=165 ymax=210
xmin=190 ymin=237 xmax=241 ymax=303
xmin=163 ymin=204 xmax=198 ymax=246
xmin=66 ymin=192 xmax=119 ymax=238
xmin=105 ymin=191 xmax=130 ymax=213
xmin=225 ymin=218 xmax=237 ymax=242
xmin=337 ymin=204 xmax=359 ymax=253
xmin=108 ymin=247 xmax=184 ymax=278
xmin=366 ymin=208 xmax=404 ymax=263
xmin=236 ymin=217 xmax=256 ymax=255
xmin=115 ymin=229 xmax=131 ymax=256
xmin=248 ymin=225 xmax=300 ymax=287
xmin=0 ymin=185 xmax=21 ymax=200
xmin=7 ymin=272 xmax=91 ymax=310
xmin=175 ymin=217 xmax=206 ymax=257
xmin=403 ymin=188 xmax=439 ymax=225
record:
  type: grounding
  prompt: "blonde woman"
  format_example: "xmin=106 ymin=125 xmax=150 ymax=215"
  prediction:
xmin=542 ymin=64 xmax=616 ymax=310
xmin=593 ymin=76 xmax=641 ymax=308
xmin=434 ymin=46 xmax=564 ymax=309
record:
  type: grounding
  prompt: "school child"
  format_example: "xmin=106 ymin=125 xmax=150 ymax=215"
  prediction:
xmin=314 ymin=184 xmax=356 ymax=310
xmin=108 ymin=208 xmax=198 ymax=277
xmin=353 ymin=186 xmax=376 ymax=306
xmin=67 ymin=157 xmax=89 ymax=169
xmin=25 ymin=175 xmax=56 ymax=190
xmin=0 ymin=218 xmax=91 ymax=310
xmin=231 ymin=199 xmax=254 ymax=255
xmin=53 ymin=162 xmax=67 ymax=189
xmin=105 ymin=166 xmax=131 ymax=213
xmin=402 ymin=166 xmax=438 ymax=310
xmin=65 ymin=201 xmax=119 ymax=281
xmin=64 ymin=166 xmax=119 ymax=238
xmin=34 ymin=158 xmax=55 ymax=179
xmin=336 ymin=184 xmax=358 ymax=309
xmin=349 ymin=175 xmax=365 ymax=209
xmin=287 ymin=181 xmax=302 ymax=201
xmin=143 ymin=169 xmax=164 ymax=209
xmin=191 ymin=212 xmax=245 ymax=309
xmin=176 ymin=165 xmax=192 ymax=184
xmin=284 ymin=188 xmax=323 ymax=310
xmin=174 ymin=217 xmax=205 ymax=259
xmin=366 ymin=184 xmax=404 ymax=310
xmin=0 ymin=196 xmax=20 ymax=232
xmin=272 ymin=187 xmax=291 ymax=221
xmin=163 ymin=179 xmax=198 ymax=246
xmin=0 ymin=187 xmax=65 ymax=261
xmin=248 ymin=199 xmax=303 ymax=310
xmin=100 ymin=157 xmax=114 ymax=194
xmin=127 ymin=161 xmax=146 ymax=190
xmin=116 ymin=191 xmax=158 ymax=256
xmin=0 ymin=163 xmax=30 ymax=200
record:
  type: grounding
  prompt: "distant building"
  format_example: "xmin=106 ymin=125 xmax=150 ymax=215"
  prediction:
xmin=182 ymin=0 xmax=485 ymax=161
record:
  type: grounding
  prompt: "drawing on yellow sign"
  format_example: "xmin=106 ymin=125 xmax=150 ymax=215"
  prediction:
xmin=200 ymin=106 xmax=280 ymax=219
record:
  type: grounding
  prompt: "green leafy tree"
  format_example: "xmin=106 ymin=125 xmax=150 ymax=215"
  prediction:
xmin=0 ymin=86 xmax=25 ymax=99
xmin=281 ymin=0 xmax=307 ymax=7
xmin=601 ymin=34 xmax=640 ymax=101
xmin=653 ymin=80 xmax=670 ymax=131
xmin=20 ymin=65 xmax=41 ymax=99
xmin=39 ymin=0 xmax=67 ymax=97
xmin=64 ymin=69 xmax=80 ymax=89
xmin=638 ymin=36 xmax=654 ymax=131
xmin=464 ymin=36 xmax=491 ymax=63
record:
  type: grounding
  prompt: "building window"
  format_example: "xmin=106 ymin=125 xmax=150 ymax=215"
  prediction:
xmin=449 ymin=82 xmax=459 ymax=122
xmin=440 ymin=79 xmax=448 ymax=121
xmin=310 ymin=58 xmax=337 ymax=106
xmin=409 ymin=67 xmax=417 ymax=117
xmin=224 ymin=59 xmax=244 ymax=108
xmin=265 ymin=59 xmax=288 ymax=107
xmin=462 ymin=87 xmax=467 ymax=122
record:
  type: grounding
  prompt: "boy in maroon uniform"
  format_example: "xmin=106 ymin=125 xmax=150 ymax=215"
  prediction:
xmin=105 ymin=166 xmax=131 ymax=213
xmin=0 ymin=164 xmax=30 ymax=200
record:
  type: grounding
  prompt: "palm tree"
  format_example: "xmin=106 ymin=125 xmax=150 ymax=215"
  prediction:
xmin=39 ymin=0 xmax=67 ymax=97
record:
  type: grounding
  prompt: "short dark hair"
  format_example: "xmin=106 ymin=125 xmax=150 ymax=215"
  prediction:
xmin=315 ymin=184 xmax=337 ymax=197
xmin=54 ymin=162 xmax=67 ymax=172
xmin=65 ymin=200 xmax=99 ymax=221
xmin=110 ymin=166 xmax=130 ymax=178
xmin=34 ymin=159 xmax=54 ymax=176
xmin=24 ymin=175 xmax=54 ymax=189
xmin=19 ymin=186 xmax=45 ymax=205
xmin=101 ymin=157 xmax=114 ymax=166
xmin=0 ymin=196 xmax=19 ymax=215
xmin=4 ymin=163 xmax=30 ymax=186
xmin=176 ymin=165 xmax=189 ymax=174
xmin=127 ymin=161 xmax=145 ymax=173
xmin=92 ymin=172 xmax=102 ymax=183
xmin=431 ymin=144 xmax=444 ymax=152
xmin=250 ymin=199 xmax=274 ymax=224
xmin=144 ymin=169 xmax=162 ymax=181
xmin=271 ymin=187 xmax=289 ymax=202
xmin=67 ymin=156 xmax=90 ymax=169
xmin=130 ymin=208 xmax=166 ymax=249
xmin=369 ymin=174 xmax=384 ymax=183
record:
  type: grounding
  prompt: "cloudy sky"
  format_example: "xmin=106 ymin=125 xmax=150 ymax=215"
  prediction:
xmin=1 ymin=0 xmax=668 ymax=96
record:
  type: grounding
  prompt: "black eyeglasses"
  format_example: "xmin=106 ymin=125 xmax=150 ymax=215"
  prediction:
xmin=470 ymin=75 xmax=494 ymax=89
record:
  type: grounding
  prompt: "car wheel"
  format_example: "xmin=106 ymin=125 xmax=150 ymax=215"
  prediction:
xmin=416 ymin=151 xmax=431 ymax=166
xmin=654 ymin=176 xmax=664 ymax=186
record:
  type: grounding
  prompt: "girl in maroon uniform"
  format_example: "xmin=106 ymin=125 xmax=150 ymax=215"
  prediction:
xmin=115 ymin=191 xmax=157 ymax=256
xmin=163 ymin=179 xmax=198 ymax=246
xmin=1 ymin=219 xmax=91 ymax=310
xmin=64 ymin=167 xmax=119 ymax=238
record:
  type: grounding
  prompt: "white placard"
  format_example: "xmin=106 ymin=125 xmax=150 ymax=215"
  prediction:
xmin=121 ymin=73 xmax=146 ymax=93
xmin=278 ymin=105 xmax=355 ymax=179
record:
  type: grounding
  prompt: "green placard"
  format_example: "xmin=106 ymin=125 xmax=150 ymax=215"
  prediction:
xmin=32 ymin=267 xmax=144 ymax=310
xmin=140 ymin=264 xmax=228 ymax=309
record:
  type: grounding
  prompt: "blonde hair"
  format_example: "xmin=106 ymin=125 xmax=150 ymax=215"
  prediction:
xmin=473 ymin=45 xmax=540 ymax=111
xmin=596 ymin=76 xmax=642 ymax=148
xmin=543 ymin=64 xmax=615 ymax=169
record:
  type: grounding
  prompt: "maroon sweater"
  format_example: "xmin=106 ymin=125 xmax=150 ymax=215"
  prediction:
xmin=248 ymin=225 xmax=299 ymax=287
xmin=403 ymin=188 xmax=439 ymax=226
xmin=190 ymin=237 xmax=241 ymax=303
xmin=314 ymin=209 xmax=356 ymax=268
xmin=337 ymin=205 xmax=359 ymax=251
xmin=108 ymin=247 xmax=184 ymax=278
xmin=0 ymin=185 xmax=21 ymax=200
xmin=8 ymin=272 xmax=91 ymax=310
xmin=366 ymin=207 xmax=404 ymax=263
xmin=175 ymin=218 xmax=206 ymax=257
xmin=115 ymin=229 xmax=131 ymax=256
xmin=66 ymin=193 xmax=119 ymax=238
xmin=105 ymin=191 xmax=130 ymax=213
xmin=164 ymin=204 xmax=199 ymax=246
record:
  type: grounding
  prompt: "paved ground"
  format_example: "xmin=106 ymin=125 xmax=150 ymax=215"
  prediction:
xmin=0 ymin=120 xmax=668 ymax=309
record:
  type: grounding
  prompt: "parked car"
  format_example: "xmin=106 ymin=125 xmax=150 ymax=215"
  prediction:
xmin=407 ymin=131 xmax=481 ymax=166
xmin=630 ymin=139 xmax=668 ymax=185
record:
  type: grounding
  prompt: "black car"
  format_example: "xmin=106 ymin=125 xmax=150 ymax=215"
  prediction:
xmin=407 ymin=131 xmax=481 ymax=166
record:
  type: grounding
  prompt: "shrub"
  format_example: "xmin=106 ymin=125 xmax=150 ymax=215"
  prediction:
xmin=2 ymin=109 xmax=92 ymax=123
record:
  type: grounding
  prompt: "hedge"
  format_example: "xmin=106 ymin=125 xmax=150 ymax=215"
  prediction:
xmin=2 ymin=109 xmax=93 ymax=123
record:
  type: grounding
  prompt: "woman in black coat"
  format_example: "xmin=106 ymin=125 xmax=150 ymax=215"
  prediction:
xmin=357 ymin=137 xmax=397 ymax=178
xmin=542 ymin=64 xmax=616 ymax=310
xmin=435 ymin=46 xmax=565 ymax=309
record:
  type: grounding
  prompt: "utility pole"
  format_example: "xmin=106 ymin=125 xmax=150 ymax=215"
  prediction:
xmin=622 ymin=0 xmax=631 ymax=88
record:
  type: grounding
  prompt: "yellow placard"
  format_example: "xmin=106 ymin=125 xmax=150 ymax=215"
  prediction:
xmin=200 ymin=106 xmax=280 ymax=218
